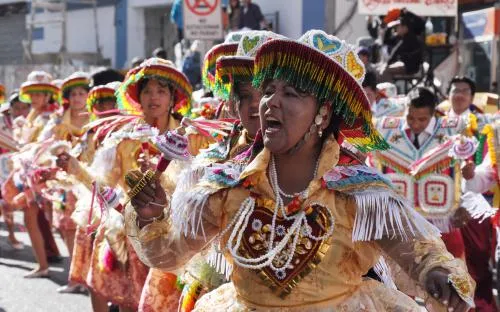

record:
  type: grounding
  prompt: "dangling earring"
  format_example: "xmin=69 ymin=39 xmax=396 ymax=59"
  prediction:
xmin=316 ymin=105 xmax=328 ymax=138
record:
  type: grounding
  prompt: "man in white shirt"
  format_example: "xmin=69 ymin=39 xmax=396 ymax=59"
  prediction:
xmin=403 ymin=89 xmax=437 ymax=149
xmin=463 ymin=153 xmax=496 ymax=194
xmin=446 ymin=76 xmax=497 ymax=311
xmin=447 ymin=76 xmax=476 ymax=118
xmin=374 ymin=87 xmax=469 ymax=258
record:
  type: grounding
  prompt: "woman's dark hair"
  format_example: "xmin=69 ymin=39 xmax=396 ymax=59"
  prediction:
xmin=63 ymin=85 xmax=90 ymax=100
xmin=90 ymin=68 xmax=125 ymax=87
xmin=322 ymin=112 xmax=342 ymax=143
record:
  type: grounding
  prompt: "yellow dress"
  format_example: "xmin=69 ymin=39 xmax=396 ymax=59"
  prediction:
xmin=86 ymin=115 xmax=180 ymax=309
xmin=42 ymin=110 xmax=87 ymax=232
xmin=67 ymin=124 xmax=106 ymax=286
xmin=139 ymin=127 xmax=240 ymax=312
xmin=126 ymin=135 xmax=475 ymax=311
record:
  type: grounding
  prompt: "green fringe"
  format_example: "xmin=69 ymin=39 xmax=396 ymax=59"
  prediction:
xmin=253 ymin=40 xmax=388 ymax=151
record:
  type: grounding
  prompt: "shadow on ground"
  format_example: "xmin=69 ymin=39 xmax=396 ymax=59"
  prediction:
xmin=0 ymin=220 xmax=70 ymax=286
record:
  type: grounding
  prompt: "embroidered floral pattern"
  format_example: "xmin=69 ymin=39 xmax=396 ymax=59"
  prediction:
xmin=238 ymin=203 xmax=333 ymax=298
xmin=203 ymin=163 xmax=243 ymax=188
xmin=321 ymin=165 xmax=391 ymax=191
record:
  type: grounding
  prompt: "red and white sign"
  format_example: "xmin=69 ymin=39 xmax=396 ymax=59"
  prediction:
xmin=358 ymin=0 xmax=457 ymax=17
xmin=183 ymin=0 xmax=223 ymax=40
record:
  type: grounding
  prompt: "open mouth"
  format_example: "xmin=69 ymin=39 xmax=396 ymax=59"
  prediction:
xmin=250 ymin=112 xmax=260 ymax=118
xmin=148 ymin=104 xmax=160 ymax=110
xmin=265 ymin=115 xmax=282 ymax=135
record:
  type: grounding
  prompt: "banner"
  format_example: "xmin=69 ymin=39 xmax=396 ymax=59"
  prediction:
xmin=462 ymin=8 xmax=500 ymax=41
xmin=358 ymin=0 xmax=457 ymax=17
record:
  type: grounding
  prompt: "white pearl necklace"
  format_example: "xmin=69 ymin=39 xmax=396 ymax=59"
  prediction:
xmin=216 ymin=154 xmax=335 ymax=277
xmin=271 ymin=156 xmax=320 ymax=200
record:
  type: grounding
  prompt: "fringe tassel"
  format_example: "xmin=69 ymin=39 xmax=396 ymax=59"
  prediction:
xmin=427 ymin=217 xmax=453 ymax=233
xmin=206 ymin=244 xmax=233 ymax=280
xmin=373 ymin=256 xmax=397 ymax=290
xmin=171 ymin=186 xmax=214 ymax=240
xmin=178 ymin=279 xmax=202 ymax=312
xmin=175 ymin=164 xmax=205 ymax=194
xmin=214 ymin=56 xmax=253 ymax=101
xmin=252 ymin=39 xmax=387 ymax=152
xmin=89 ymin=145 xmax=117 ymax=178
xmin=202 ymin=43 xmax=239 ymax=92
xmin=350 ymin=188 xmax=440 ymax=241
xmin=461 ymin=191 xmax=496 ymax=222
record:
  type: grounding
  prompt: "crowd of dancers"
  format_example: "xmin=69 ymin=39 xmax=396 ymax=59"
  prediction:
xmin=1 ymin=25 xmax=500 ymax=312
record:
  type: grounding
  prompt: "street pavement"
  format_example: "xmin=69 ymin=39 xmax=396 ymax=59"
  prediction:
xmin=0 ymin=212 xmax=91 ymax=312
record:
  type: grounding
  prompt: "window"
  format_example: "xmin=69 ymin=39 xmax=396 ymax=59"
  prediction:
xmin=32 ymin=27 xmax=44 ymax=40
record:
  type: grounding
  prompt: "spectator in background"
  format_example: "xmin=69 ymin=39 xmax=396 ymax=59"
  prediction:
xmin=229 ymin=0 xmax=241 ymax=30
xmin=491 ymin=81 xmax=497 ymax=93
xmin=379 ymin=8 xmax=425 ymax=81
xmin=357 ymin=46 xmax=376 ymax=76
xmin=171 ymin=0 xmax=183 ymax=43
xmin=239 ymin=0 xmax=266 ymax=30
xmin=362 ymin=71 xmax=378 ymax=109
xmin=153 ymin=47 xmax=167 ymax=59
xmin=222 ymin=5 xmax=230 ymax=32
xmin=89 ymin=67 xmax=125 ymax=87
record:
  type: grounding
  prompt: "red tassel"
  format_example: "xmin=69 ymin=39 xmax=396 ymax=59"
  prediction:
xmin=99 ymin=242 xmax=116 ymax=273
xmin=156 ymin=157 xmax=170 ymax=173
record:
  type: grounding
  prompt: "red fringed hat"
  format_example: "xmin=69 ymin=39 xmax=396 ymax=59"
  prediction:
xmin=253 ymin=29 xmax=388 ymax=152
xmin=117 ymin=58 xmax=193 ymax=116
xmin=19 ymin=71 xmax=60 ymax=104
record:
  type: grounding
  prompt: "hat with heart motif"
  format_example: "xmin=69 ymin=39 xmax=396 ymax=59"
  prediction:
xmin=201 ymin=31 xmax=249 ymax=92
xmin=214 ymin=31 xmax=285 ymax=101
xmin=252 ymin=29 xmax=388 ymax=152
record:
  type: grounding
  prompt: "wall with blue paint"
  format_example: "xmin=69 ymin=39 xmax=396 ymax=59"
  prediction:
xmin=115 ymin=0 xmax=127 ymax=68
xmin=302 ymin=0 xmax=325 ymax=33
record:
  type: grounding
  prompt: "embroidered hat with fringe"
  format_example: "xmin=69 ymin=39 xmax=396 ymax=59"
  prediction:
xmin=61 ymin=72 xmax=90 ymax=101
xmin=252 ymin=29 xmax=388 ymax=152
xmin=214 ymin=31 xmax=285 ymax=101
xmin=86 ymin=81 xmax=120 ymax=119
xmin=201 ymin=31 xmax=248 ymax=92
xmin=20 ymin=71 xmax=60 ymax=104
xmin=117 ymin=57 xmax=193 ymax=116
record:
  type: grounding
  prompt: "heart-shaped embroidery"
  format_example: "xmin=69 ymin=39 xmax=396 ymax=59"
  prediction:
xmin=312 ymin=34 xmax=342 ymax=55
xmin=239 ymin=203 xmax=332 ymax=298
xmin=242 ymin=36 xmax=261 ymax=54
xmin=346 ymin=51 xmax=364 ymax=81
xmin=228 ymin=33 xmax=243 ymax=43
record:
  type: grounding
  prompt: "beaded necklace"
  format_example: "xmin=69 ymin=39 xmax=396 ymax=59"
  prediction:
xmin=217 ymin=153 xmax=335 ymax=280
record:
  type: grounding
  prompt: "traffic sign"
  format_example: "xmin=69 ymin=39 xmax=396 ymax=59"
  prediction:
xmin=183 ymin=0 xmax=223 ymax=40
